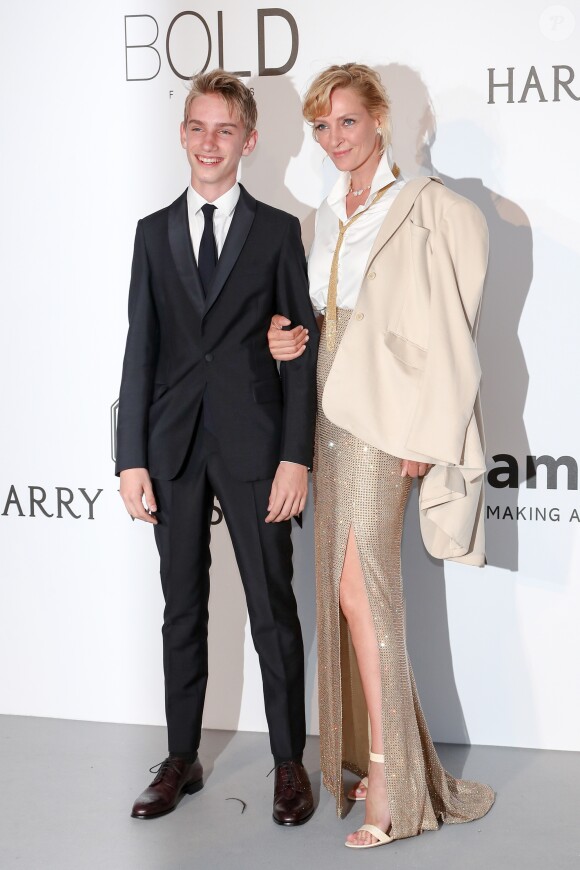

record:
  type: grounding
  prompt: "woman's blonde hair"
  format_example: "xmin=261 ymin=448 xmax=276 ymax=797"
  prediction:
xmin=183 ymin=69 xmax=257 ymax=136
xmin=303 ymin=63 xmax=391 ymax=153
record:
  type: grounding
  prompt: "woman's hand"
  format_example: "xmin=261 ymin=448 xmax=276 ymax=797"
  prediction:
xmin=267 ymin=314 xmax=309 ymax=361
xmin=400 ymin=459 xmax=433 ymax=478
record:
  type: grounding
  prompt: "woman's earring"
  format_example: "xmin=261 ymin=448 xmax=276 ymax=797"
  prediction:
xmin=376 ymin=126 xmax=382 ymax=136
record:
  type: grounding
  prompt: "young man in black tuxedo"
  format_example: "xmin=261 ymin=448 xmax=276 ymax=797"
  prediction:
xmin=116 ymin=70 xmax=318 ymax=825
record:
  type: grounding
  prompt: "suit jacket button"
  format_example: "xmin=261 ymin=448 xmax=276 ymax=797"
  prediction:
xmin=368 ymin=271 xmax=376 ymax=280
xmin=355 ymin=312 xmax=364 ymax=321
xmin=205 ymin=353 xmax=213 ymax=362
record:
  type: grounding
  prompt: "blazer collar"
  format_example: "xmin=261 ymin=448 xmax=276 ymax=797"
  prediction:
xmin=203 ymin=183 xmax=256 ymax=317
xmin=168 ymin=190 xmax=205 ymax=319
xmin=364 ymin=176 xmax=443 ymax=274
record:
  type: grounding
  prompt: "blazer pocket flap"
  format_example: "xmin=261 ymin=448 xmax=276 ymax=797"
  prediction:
xmin=410 ymin=219 xmax=431 ymax=237
xmin=384 ymin=331 xmax=427 ymax=371
xmin=410 ymin=219 xmax=432 ymax=253
xmin=252 ymin=378 xmax=282 ymax=403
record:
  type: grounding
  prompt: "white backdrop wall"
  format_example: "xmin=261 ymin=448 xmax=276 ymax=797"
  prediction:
xmin=1 ymin=0 xmax=579 ymax=751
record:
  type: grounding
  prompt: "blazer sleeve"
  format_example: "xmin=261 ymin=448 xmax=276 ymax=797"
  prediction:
xmin=115 ymin=220 xmax=160 ymax=475
xmin=405 ymin=198 xmax=489 ymax=465
xmin=275 ymin=216 xmax=319 ymax=467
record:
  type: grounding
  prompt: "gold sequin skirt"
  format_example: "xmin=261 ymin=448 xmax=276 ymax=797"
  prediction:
xmin=313 ymin=309 xmax=494 ymax=837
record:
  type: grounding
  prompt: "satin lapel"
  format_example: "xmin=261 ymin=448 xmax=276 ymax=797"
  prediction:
xmin=168 ymin=190 xmax=205 ymax=319
xmin=203 ymin=185 xmax=257 ymax=317
xmin=364 ymin=176 xmax=442 ymax=274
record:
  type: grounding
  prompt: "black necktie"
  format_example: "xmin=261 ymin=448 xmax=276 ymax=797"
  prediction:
xmin=198 ymin=203 xmax=217 ymax=296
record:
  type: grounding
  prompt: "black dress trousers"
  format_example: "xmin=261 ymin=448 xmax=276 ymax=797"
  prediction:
xmin=152 ymin=415 xmax=306 ymax=764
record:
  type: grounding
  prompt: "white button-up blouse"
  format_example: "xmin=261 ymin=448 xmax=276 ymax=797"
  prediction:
xmin=308 ymin=154 xmax=406 ymax=314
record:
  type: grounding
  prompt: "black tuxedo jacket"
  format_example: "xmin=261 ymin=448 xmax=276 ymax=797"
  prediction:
xmin=116 ymin=185 xmax=318 ymax=482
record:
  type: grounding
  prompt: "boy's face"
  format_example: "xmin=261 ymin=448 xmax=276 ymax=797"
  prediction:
xmin=180 ymin=93 xmax=257 ymax=200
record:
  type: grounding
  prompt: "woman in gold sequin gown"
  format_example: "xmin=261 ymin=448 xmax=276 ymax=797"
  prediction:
xmin=268 ymin=64 xmax=494 ymax=848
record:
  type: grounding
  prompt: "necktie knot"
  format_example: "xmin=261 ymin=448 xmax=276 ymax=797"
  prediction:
xmin=201 ymin=202 xmax=216 ymax=222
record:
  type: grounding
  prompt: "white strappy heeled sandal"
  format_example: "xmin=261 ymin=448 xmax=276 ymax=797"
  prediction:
xmin=347 ymin=777 xmax=368 ymax=801
xmin=344 ymin=752 xmax=394 ymax=849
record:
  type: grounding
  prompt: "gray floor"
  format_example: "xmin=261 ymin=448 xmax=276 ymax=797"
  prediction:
xmin=1 ymin=715 xmax=578 ymax=870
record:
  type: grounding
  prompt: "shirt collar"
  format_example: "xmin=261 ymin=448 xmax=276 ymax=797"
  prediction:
xmin=188 ymin=181 xmax=240 ymax=216
xmin=327 ymin=152 xmax=399 ymax=209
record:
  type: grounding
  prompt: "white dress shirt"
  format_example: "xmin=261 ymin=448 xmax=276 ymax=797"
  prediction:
xmin=186 ymin=182 xmax=241 ymax=259
xmin=308 ymin=154 xmax=406 ymax=313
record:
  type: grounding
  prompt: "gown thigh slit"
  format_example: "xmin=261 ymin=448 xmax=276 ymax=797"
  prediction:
xmin=314 ymin=308 xmax=494 ymax=840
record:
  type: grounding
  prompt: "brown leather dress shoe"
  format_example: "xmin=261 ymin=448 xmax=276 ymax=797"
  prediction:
xmin=131 ymin=755 xmax=203 ymax=819
xmin=272 ymin=760 xmax=314 ymax=826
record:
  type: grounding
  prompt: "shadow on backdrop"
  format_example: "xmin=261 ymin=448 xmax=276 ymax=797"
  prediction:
xmin=381 ymin=61 xmax=533 ymax=572
xmin=377 ymin=62 xmax=535 ymax=753
xmin=244 ymin=75 xmax=316 ymax=251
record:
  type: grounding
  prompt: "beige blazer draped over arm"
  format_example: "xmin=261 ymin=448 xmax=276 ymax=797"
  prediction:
xmin=321 ymin=177 xmax=489 ymax=566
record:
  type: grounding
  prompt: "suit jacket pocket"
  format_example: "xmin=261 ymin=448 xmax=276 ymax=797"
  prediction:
xmin=384 ymin=331 xmax=427 ymax=371
xmin=252 ymin=378 xmax=282 ymax=403
xmin=409 ymin=218 xmax=431 ymax=243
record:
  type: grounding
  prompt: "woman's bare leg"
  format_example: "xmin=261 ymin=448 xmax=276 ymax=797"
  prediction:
xmin=340 ymin=527 xmax=391 ymax=846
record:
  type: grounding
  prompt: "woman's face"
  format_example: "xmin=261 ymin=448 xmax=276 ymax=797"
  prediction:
xmin=313 ymin=87 xmax=382 ymax=176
